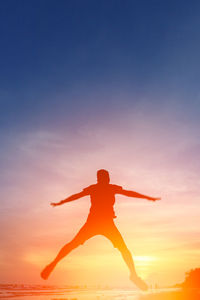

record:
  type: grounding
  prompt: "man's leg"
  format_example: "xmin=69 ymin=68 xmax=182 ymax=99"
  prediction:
xmin=103 ymin=222 xmax=148 ymax=291
xmin=41 ymin=223 xmax=94 ymax=280
xmin=119 ymin=244 xmax=137 ymax=277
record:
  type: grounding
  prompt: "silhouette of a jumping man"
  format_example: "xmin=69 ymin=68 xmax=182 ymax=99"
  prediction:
xmin=41 ymin=169 xmax=161 ymax=291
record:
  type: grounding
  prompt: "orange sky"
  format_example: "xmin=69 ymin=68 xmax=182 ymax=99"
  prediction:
xmin=1 ymin=109 xmax=200 ymax=287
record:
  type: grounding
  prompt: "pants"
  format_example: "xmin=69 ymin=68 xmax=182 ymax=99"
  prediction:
xmin=69 ymin=216 xmax=128 ymax=251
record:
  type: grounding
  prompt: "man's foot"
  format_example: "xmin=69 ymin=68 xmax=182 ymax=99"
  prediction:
xmin=130 ymin=274 xmax=148 ymax=291
xmin=40 ymin=263 xmax=55 ymax=280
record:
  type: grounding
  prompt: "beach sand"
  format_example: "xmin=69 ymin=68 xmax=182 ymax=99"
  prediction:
xmin=140 ymin=289 xmax=200 ymax=300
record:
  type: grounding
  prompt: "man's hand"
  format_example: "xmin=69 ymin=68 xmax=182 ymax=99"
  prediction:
xmin=148 ymin=197 xmax=161 ymax=202
xmin=51 ymin=202 xmax=61 ymax=207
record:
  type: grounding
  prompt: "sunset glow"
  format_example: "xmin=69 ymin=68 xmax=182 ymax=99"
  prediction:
xmin=1 ymin=121 xmax=200 ymax=286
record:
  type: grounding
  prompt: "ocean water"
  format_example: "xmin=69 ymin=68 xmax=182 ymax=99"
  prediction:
xmin=0 ymin=284 xmax=180 ymax=299
xmin=0 ymin=284 xmax=143 ymax=300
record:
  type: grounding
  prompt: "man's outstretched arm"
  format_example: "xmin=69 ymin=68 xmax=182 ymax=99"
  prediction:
xmin=118 ymin=189 xmax=161 ymax=201
xmin=51 ymin=190 xmax=88 ymax=207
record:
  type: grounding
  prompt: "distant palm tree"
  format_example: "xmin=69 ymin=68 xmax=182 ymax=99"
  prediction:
xmin=183 ymin=268 xmax=200 ymax=289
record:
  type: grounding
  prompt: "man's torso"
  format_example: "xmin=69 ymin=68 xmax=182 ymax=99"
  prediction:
xmin=83 ymin=183 xmax=122 ymax=220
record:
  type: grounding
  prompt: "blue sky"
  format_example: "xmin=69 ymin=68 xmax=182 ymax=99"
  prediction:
xmin=1 ymin=0 xmax=200 ymax=134
xmin=1 ymin=0 xmax=200 ymax=286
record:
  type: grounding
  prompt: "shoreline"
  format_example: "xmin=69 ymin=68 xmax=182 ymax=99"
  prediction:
xmin=140 ymin=288 xmax=200 ymax=300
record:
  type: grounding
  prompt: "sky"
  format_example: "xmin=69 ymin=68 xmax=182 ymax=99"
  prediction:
xmin=0 ymin=0 xmax=200 ymax=288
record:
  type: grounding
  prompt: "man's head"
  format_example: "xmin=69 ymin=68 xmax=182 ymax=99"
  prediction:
xmin=97 ymin=169 xmax=110 ymax=184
